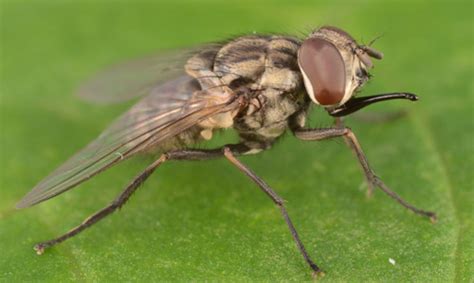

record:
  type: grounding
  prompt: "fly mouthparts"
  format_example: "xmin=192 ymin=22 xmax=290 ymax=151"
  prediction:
xmin=405 ymin=93 xmax=419 ymax=101
xmin=328 ymin=92 xmax=419 ymax=117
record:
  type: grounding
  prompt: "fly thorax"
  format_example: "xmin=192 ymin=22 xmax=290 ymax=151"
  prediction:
xmin=259 ymin=68 xmax=302 ymax=91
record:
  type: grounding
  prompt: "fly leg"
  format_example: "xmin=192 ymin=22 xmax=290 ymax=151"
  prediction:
xmin=222 ymin=148 xmax=323 ymax=277
xmin=333 ymin=117 xmax=375 ymax=196
xmin=158 ymin=145 xmax=325 ymax=275
xmin=34 ymin=143 xmax=323 ymax=276
xmin=169 ymin=144 xmax=324 ymax=275
xmin=33 ymin=144 xmax=253 ymax=254
xmin=293 ymin=126 xmax=437 ymax=222
xmin=333 ymin=99 xmax=411 ymax=195
xmin=34 ymin=154 xmax=169 ymax=254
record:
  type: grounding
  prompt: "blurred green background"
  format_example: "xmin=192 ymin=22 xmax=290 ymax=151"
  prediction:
xmin=1 ymin=0 xmax=472 ymax=282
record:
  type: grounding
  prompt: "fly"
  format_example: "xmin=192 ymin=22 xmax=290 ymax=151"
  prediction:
xmin=18 ymin=26 xmax=437 ymax=277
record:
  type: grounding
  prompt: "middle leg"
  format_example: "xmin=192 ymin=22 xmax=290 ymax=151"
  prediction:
xmin=223 ymin=148 xmax=323 ymax=277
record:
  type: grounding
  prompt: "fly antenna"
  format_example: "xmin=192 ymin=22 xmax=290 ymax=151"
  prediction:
xmin=368 ymin=33 xmax=385 ymax=46
xmin=358 ymin=33 xmax=385 ymax=60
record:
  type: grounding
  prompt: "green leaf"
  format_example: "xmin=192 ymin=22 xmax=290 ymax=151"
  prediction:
xmin=1 ymin=1 xmax=472 ymax=281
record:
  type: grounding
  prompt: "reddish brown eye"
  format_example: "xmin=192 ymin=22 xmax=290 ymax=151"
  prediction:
xmin=298 ymin=38 xmax=346 ymax=105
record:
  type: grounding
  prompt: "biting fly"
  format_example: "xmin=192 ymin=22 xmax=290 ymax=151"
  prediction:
xmin=18 ymin=26 xmax=436 ymax=276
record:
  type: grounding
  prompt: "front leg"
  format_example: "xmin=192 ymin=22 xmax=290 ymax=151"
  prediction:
xmin=333 ymin=117 xmax=375 ymax=196
xmin=292 ymin=126 xmax=437 ymax=222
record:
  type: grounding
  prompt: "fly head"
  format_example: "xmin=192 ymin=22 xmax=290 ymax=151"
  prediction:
xmin=297 ymin=26 xmax=383 ymax=108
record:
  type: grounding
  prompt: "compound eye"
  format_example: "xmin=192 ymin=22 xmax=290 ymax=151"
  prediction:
xmin=298 ymin=38 xmax=346 ymax=105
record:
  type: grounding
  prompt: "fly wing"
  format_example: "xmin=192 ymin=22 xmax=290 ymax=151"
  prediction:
xmin=17 ymin=75 xmax=239 ymax=208
xmin=76 ymin=45 xmax=221 ymax=104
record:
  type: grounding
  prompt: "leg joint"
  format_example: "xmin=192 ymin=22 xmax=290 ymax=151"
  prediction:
xmin=275 ymin=199 xmax=285 ymax=207
xmin=342 ymin=126 xmax=352 ymax=136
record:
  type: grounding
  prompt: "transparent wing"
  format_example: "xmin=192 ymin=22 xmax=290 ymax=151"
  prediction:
xmin=17 ymin=75 xmax=239 ymax=208
xmin=76 ymin=45 xmax=221 ymax=104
